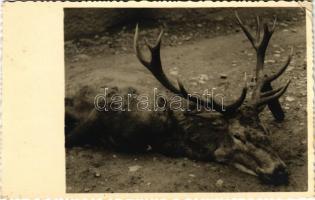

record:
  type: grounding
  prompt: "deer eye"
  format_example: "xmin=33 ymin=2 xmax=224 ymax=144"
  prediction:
xmin=233 ymin=133 xmax=246 ymax=144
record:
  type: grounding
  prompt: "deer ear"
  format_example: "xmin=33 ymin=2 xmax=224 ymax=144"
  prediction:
xmin=261 ymin=82 xmax=285 ymax=121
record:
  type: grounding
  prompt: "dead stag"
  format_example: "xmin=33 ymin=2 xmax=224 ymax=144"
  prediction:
xmin=66 ymin=12 xmax=293 ymax=185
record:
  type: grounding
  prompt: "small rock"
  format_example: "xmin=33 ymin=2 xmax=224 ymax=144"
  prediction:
xmin=199 ymin=74 xmax=209 ymax=81
xmin=113 ymin=154 xmax=117 ymax=158
xmin=75 ymin=54 xmax=90 ymax=61
xmin=191 ymin=82 xmax=198 ymax=86
xmin=146 ymin=182 xmax=151 ymax=186
xmin=198 ymin=80 xmax=206 ymax=84
xmin=279 ymin=22 xmax=288 ymax=27
xmin=274 ymin=54 xmax=281 ymax=58
xmin=190 ymin=76 xmax=198 ymax=81
xmin=170 ymin=70 xmax=179 ymax=76
xmin=274 ymin=50 xmax=281 ymax=54
xmin=197 ymin=24 xmax=203 ymax=28
xmin=220 ymin=74 xmax=227 ymax=79
xmin=193 ymin=163 xmax=200 ymax=168
xmin=84 ymin=188 xmax=91 ymax=192
xmin=287 ymin=66 xmax=294 ymax=72
xmin=215 ymin=15 xmax=224 ymax=21
xmin=171 ymin=35 xmax=178 ymax=41
xmin=247 ymin=52 xmax=254 ymax=56
xmin=299 ymin=92 xmax=306 ymax=97
xmin=216 ymin=179 xmax=224 ymax=187
xmin=94 ymin=172 xmax=101 ymax=177
xmin=286 ymin=96 xmax=295 ymax=102
xmin=189 ymin=174 xmax=196 ymax=178
xmin=122 ymin=47 xmax=127 ymax=51
xmin=283 ymin=29 xmax=289 ymax=32
xmin=183 ymin=36 xmax=192 ymax=41
xmin=266 ymin=60 xmax=276 ymax=64
xmin=291 ymin=29 xmax=297 ymax=33
xmin=129 ymin=165 xmax=142 ymax=172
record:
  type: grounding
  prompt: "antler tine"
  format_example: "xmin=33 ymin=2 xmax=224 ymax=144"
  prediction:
xmin=134 ymin=24 xmax=180 ymax=94
xmin=224 ymin=83 xmax=248 ymax=113
xmin=256 ymin=80 xmax=291 ymax=107
xmin=265 ymin=47 xmax=294 ymax=83
xmin=271 ymin=16 xmax=277 ymax=33
xmin=235 ymin=11 xmax=257 ymax=50
xmin=260 ymin=86 xmax=283 ymax=98
xmin=134 ymin=24 xmax=150 ymax=67
xmin=258 ymin=17 xmax=276 ymax=57
xmin=255 ymin=16 xmax=261 ymax=42
xmin=225 ymin=73 xmax=248 ymax=111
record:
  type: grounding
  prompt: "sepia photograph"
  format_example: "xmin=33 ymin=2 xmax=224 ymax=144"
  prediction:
xmin=64 ymin=7 xmax=308 ymax=193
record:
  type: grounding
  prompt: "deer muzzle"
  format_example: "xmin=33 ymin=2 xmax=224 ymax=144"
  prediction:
xmin=214 ymin=130 xmax=289 ymax=185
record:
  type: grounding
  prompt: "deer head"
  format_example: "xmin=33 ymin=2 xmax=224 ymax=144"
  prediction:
xmin=134 ymin=11 xmax=292 ymax=185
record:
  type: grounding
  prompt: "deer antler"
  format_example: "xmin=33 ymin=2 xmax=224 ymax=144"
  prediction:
xmin=134 ymin=24 xmax=247 ymax=115
xmin=235 ymin=11 xmax=292 ymax=115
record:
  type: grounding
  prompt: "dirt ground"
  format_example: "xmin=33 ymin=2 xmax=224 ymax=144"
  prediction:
xmin=65 ymin=9 xmax=308 ymax=192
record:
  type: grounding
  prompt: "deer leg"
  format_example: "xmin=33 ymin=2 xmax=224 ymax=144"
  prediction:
xmin=261 ymin=82 xmax=285 ymax=121
xmin=65 ymin=109 xmax=102 ymax=148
